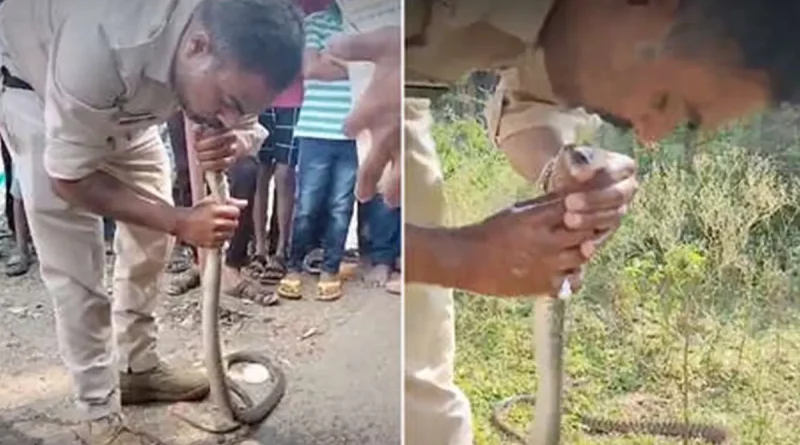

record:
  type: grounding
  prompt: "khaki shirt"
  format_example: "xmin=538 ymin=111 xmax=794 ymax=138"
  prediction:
xmin=406 ymin=0 xmax=599 ymax=147
xmin=0 ymin=0 xmax=267 ymax=181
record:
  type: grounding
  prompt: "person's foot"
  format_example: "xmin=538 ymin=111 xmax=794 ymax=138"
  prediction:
xmin=386 ymin=275 xmax=401 ymax=295
xmin=120 ymin=360 xmax=209 ymax=405
xmin=166 ymin=267 xmax=200 ymax=296
xmin=74 ymin=412 xmax=159 ymax=444
xmin=363 ymin=263 xmax=391 ymax=288
xmin=166 ymin=243 xmax=193 ymax=274
xmin=5 ymin=246 xmax=31 ymax=277
xmin=276 ymin=271 xmax=303 ymax=300
xmin=316 ymin=272 xmax=343 ymax=301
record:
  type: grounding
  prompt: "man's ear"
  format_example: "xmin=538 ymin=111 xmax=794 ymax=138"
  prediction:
xmin=185 ymin=29 xmax=213 ymax=58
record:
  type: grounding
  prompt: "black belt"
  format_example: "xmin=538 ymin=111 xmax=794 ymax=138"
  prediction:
xmin=1 ymin=66 xmax=34 ymax=91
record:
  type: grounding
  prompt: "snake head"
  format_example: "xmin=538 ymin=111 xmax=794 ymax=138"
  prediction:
xmin=546 ymin=144 xmax=616 ymax=194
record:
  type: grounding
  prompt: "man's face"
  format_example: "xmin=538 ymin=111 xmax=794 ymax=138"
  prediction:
xmin=542 ymin=0 xmax=772 ymax=142
xmin=172 ymin=30 xmax=275 ymax=128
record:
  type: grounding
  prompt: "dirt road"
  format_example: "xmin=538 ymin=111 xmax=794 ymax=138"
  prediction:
xmin=0 ymin=253 xmax=401 ymax=445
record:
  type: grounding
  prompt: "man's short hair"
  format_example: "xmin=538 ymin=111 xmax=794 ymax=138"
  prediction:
xmin=667 ymin=0 xmax=800 ymax=105
xmin=196 ymin=0 xmax=305 ymax=93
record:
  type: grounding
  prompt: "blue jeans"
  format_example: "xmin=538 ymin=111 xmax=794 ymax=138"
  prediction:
xmin=288 ymin=137 xmax=357 ymax=274
xmin=360 ymin=195 xmax=401 ymax=266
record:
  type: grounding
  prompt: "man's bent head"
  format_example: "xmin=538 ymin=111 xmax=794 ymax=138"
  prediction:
xmin=171 ymin=0 xmax=304 ymax=127
xmin=541 ymin=0 xmax=800 ymax=142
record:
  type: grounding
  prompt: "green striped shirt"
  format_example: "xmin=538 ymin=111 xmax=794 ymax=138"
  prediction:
xmin=293 ymin=7 xmax=353 ymax=140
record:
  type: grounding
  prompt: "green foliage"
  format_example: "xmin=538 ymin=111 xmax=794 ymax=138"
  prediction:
xmin=439 ymin=115 xmax=800 ymax=444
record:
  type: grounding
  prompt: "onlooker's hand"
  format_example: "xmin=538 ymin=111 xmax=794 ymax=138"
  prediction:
xmin=174 ymin=197 xmax=247 ymax=248
xmin=326 ymin=26 xmax=401 ymax=207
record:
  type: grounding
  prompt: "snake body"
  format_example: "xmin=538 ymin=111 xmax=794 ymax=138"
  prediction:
xmin=490 ymin=146 xmax=731 ymax=445
xmin=171 ymin=171 xmax=287 ymax=434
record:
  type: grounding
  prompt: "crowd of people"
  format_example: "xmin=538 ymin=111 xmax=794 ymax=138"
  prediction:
xmin=0 ymin=0 xmax=401 ymax=305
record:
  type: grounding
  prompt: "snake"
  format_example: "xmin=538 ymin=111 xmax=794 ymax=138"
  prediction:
xmin=170 ymin=170 xmax=288 ymax=435
xmin=490 ymin=145 xmax=732 ymax=445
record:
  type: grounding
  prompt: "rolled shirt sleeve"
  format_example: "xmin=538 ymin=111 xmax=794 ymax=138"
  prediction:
xmin=486 ymin=63 xmax=602 ymax=149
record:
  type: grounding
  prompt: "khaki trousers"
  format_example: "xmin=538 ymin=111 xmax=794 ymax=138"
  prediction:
xmin=0 ymin=86 xmax=173 ymax=420
xmin=404 ymin=98 xmax=474 ymax=445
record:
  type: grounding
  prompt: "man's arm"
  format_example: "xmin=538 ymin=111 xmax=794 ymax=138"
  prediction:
xmin=42 ymin=16 xmax=187 ymax=235
xmin=304 ymin=48 xmax=349 ymax=81
xmin=405 ymin=225 xmax=473 ymax=290
xmin=42 ymin=17 xmax=239 ymax=247
xmin=485 ymin=70 xmax=604 ymax=184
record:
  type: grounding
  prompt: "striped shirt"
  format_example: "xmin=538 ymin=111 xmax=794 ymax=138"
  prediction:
xmin=293 ymin=6 xmax=353 ymax=140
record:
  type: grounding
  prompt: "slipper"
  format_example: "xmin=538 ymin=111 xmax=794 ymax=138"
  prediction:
xmin=225 ymin=279 xmax=279 ymax=306
xmin=240 ymin=255 xmax=268 ymax=281
xmin=316 ymin=278 xmax=343 ymax=302
xmin=276 ymin=275 xmax=302 ymax=300
xmin=167 ymin=267 xmax=200 ymax=296
xmin=260 ymin=257 xmax=287 ymax=285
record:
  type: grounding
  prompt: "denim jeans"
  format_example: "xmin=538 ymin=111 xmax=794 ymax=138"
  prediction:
xmin=360 ymin=195 xmax=401 ymax=266
xmin=288 ymin=137 xmax=357 ymax=275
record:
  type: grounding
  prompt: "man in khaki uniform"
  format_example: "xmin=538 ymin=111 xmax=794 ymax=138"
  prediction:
xmin=0 ymin=0 xmax=303 ymax=443
xmin=331 ymin=0 xmax=800 ymax=443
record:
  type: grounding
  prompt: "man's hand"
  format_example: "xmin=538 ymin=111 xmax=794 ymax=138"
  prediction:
xmin=326 ymin=26 xmax=401 ymax=207
xmin=559 ymin=148 xmax=639 ymax=258
xmin=192 ymin=125 xmax=249 ymax=173
xmin=173 ymin=197 xmax=247 ymax=248
xmin=407 ymin=197 xmax=598 ymax=297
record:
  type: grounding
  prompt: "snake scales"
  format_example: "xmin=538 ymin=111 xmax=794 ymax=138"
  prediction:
xmin=490 ymin=146 xmax=731 ymax=445
xmin=170 ymin=170 xmax=287 ymax=434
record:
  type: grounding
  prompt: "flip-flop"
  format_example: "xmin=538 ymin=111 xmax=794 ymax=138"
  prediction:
xmin=225 ymin=279 xmax=279 ymax=306
xmin=316 ymin=278 xmax=343 ymax=302
xmin=276 ymin=275 xmax=302 ymax=300
xmin=240 ymin=255 xmax=269 ymax=281
xmin=260 ymin=258 xmax=287 ymax=285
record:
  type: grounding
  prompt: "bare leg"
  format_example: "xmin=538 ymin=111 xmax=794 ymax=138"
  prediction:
xmin=13 ymin=197 xmax=29 ymax=260
xmin=253 ymin=161 xmax=276 ymax=258
xmin=273 ymin=162 xmax=295 ymax=260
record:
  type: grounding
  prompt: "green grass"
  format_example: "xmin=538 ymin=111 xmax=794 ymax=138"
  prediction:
xmin=436 ymin=117 xmax=800 ymax=445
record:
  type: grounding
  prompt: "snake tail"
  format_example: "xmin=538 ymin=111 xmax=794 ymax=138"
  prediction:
xmin=579 ymin=416 xmax=731 ymax=444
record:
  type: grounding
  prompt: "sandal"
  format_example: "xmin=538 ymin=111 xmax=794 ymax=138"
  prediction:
xmin=225 ymin=279 xmax=279 ymax=306
xmin=276 ymin=274 xmax=303 ymax=300
xmin=316 ymin=278 xmax=343 ymax=301
xmin=167 ymin=267 xmax=200 ymax=296
xmin=5 ymin=249 xmax=30 ymax=277
xmin=260 ymin=257 xmax=287 ymax=285
xmin=240 ymin=255 xmax=268 ymax=281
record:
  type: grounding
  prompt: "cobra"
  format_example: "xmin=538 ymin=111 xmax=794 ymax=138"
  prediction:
xmin=170 ymin=170 xmax=287 ymax=435
xmin=491 ymin=145 xmax=731 ymax=445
